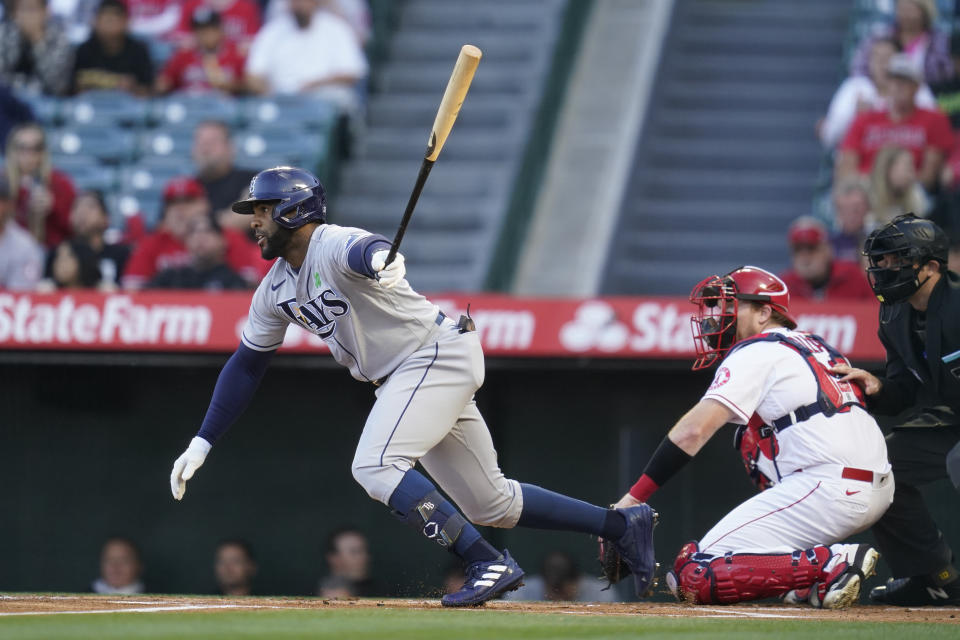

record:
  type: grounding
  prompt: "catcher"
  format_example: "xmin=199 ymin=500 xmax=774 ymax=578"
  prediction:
xmin=602 ymin=266 xmax=894 ymax=608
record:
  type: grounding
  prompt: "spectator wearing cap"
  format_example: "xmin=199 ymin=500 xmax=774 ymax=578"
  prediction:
xmin=175 ymin=0 xmax=262 ymax=54
xmin=245 ymin=0 xmax=368 ymax=112
xmin=819 ymin=37 xmax=937 ymax=149
xmin=122 ymin=176 xmax=266 ymax=289
xmin=191 ymin=120 xmax=257 ymax=226
xmin=72 ymin=0 xmax=155 ymax=95
xmin=837 ymin=53 xmax=953 ymax=191
xmin=779 ymin=217 xmax=874 ymax=301
xmin=0 ymin=170 xmax=44 ymax=290
xmin=830 ymin=177 xmax=873 ymax=263
xmin=148 ymin=215 xmax=248 ymax=290
xmin=4 ymin=122 xmax=76 ymax=248
xmin=0 ymin=0 xmax=74 ymax=96
xmin=156 ymin=7 xmax=246 ymax=95
xmin=850 ymin=0 xmax=953 ymax=86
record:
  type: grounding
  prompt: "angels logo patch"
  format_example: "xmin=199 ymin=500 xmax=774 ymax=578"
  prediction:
xmin=708 ymin=366 xmax=731 ymax=390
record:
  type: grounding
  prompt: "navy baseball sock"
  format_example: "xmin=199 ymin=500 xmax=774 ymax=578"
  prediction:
xmin=517 ymin=484 xmax=626 ymax=539
xmin=388 ymin=469 xmax=500 ymax=564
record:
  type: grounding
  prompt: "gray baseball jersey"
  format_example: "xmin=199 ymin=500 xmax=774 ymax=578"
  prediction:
xmin=240 ymin=222 xmax=523 ymax=523
xmin=241 ymin=224 xmax=441 ymax=381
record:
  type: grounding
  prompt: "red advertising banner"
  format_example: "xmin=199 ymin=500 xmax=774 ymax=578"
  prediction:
xmin=0 ymin=291 xmax=886 ymax=361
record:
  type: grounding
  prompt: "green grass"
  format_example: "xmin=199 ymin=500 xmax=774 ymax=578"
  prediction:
xmin=1 ymin=608 xmax=958 ymax=640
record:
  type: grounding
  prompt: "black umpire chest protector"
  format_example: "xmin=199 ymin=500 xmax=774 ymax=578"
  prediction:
xmin=875 ymin=271 xmax=960 ymax=420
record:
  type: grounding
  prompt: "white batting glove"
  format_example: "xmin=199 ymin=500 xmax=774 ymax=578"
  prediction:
xmin=170 ymin=436 xmax=212 ymax=500
xmin=371 ymin=250 xmax=406 ymax=289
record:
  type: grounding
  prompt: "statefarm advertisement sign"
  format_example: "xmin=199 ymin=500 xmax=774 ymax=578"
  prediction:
xmin=0 ymin=291 xmax=886 ymax=361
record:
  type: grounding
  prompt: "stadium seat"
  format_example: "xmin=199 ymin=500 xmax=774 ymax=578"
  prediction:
xmin=61 ymin=91 xmax=150 ymax=128
xmin=138 ymin=128 xmax=196 ymax=160
xmin=47 ymin=127 xmax=137 ymax=164
xmin=117 ymin=163 xmax=184 ymax=198
xmin=233 ymin=129 xmax=326 ymax=169
xmin=152 ymin=93 xmax=241 ymax=129
xmin=241 ymin=95 xmax=338 ymax=133
xmin=59 ymin=162 xmax=116 ymax=192
xmin=16 ymin=92 xmax=60 ymax=126
xmin=107 ymin=191 xmax=165 ymax=231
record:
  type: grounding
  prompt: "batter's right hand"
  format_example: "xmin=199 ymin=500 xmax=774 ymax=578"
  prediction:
xmin=170 ymin=436 xmax=212 ymax=500
xmin=830 ymin=364 xmax=882 ymax=395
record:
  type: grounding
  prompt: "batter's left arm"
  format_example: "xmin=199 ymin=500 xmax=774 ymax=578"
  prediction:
xmin=170 ymin=344 xmax=275 ymax=500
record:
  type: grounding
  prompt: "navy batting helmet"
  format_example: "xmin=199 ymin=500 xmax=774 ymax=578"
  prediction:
xmin=232 ymin=166 xmax=326 ymax=229
xmin=862 ymin=213 xmax=948 ymax=304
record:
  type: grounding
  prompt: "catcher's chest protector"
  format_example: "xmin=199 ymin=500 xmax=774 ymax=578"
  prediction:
xmin=730 ymin=332 xmax=867 ymax=487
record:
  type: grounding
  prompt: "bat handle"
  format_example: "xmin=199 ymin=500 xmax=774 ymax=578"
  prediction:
xmin=386 ymin=159 xmax=435 ymax=266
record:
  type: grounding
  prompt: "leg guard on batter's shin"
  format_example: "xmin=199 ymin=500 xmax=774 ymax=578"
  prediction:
xmin=669 ymin=543 xmax=832 ymax=604
xmin=394 ymin=489 xmax=468 ymax=549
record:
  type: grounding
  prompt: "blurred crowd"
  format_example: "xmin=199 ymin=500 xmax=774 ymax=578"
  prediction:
xmin=90 ymin=529 xmax=605 ymax=602
xmin=801 ymin=0 xmax=960 ymax=301
xmin=0 ymin=0 xmax=370 ymax=292
xmin=6 ymin=0 xmax=960 ymax=300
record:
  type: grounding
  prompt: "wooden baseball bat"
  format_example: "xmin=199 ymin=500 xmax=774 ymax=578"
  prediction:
xmin=386 ymin=44 xmax=482 ymax=265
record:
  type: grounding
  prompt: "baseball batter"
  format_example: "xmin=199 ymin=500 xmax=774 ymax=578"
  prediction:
xmin=610 ymin=266 xmax=894 ymax=608
xmin=169 ymin=167 xmax=657 ymax=606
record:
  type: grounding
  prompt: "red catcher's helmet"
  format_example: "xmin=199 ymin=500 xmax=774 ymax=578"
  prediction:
xmin=689 ymin=266 xmax=797 ymax=370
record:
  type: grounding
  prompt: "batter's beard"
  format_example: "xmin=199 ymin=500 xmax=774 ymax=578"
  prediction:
xmin=260 ymin=226 xmax=295 ymax=260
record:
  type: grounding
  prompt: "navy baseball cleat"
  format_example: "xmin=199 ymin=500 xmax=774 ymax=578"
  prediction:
xmin=613 ymin=505 xmax=659 ymax=597
xmin=441 ymin=550 xmax=525 ymax=607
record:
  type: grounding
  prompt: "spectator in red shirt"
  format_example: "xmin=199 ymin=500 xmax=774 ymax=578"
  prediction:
xmin=779 ymin=217 xmax=875 ymax=301
xmin=4 ymin=122 xmax=75 ymax=249
xmin=175 ymin=0 xmax=262 ymax=53
xmin=157 ymin=8 xmax=246 ymax=95
xmin=122 ymin=176 xmax=266 ymax=289
xmin=837 ymin=53 xmax=953 ymax=191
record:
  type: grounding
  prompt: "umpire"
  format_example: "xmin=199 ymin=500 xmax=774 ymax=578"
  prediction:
xmin=834 ymin=214 xmax=960 ymax=606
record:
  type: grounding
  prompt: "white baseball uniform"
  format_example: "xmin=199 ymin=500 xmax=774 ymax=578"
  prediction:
xmin=699 ymin=327 xmax=894 ymax=554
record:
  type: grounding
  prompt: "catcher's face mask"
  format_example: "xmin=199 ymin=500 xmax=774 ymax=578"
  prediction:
xmin=689 ymin=275 xmax=738 ymax=371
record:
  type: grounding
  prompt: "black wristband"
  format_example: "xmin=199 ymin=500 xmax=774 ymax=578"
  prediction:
xmin=641 ymin=436 xmax=693 ymax=488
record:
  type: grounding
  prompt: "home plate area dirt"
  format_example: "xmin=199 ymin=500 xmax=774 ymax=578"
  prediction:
xmin=1 ymin=594 xmax=959 ymax=623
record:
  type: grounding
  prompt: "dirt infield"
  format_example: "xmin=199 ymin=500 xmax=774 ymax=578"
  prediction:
xmin=1 ymin=594 xmax=958 ymax=623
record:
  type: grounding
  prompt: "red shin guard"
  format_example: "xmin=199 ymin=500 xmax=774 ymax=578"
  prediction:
xmin=671 ymin=542 xmax=832 ymax=604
